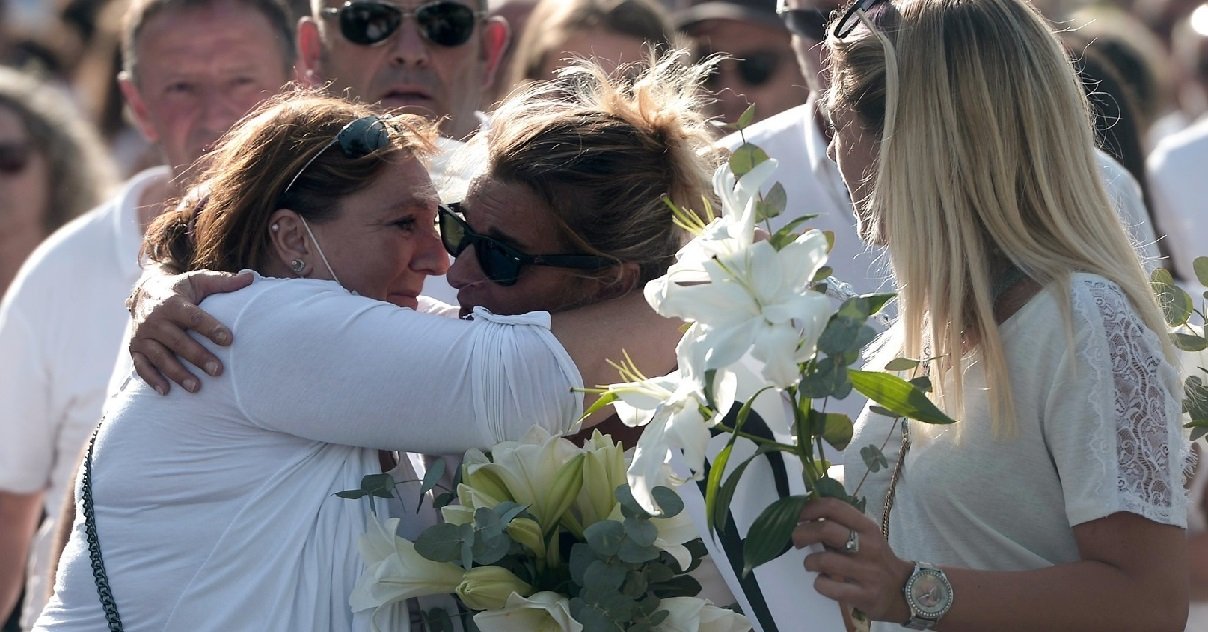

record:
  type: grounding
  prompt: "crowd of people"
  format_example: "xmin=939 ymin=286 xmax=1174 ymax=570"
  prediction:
xmin=0 ymin=0 xmax=1206 ymax=630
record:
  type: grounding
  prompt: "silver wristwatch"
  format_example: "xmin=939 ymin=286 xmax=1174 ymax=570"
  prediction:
xmin=902 ymin=561 xmax=953 ymax=630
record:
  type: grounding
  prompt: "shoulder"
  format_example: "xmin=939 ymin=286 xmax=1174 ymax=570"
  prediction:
xmin=1150 ymin=118 xmax=1208 ymax=168
xmin=717 ymin=104 xmax=812 ymax=153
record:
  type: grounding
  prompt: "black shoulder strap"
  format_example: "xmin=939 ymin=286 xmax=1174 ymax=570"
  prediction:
xmin=82 ymin=426 xmax=125 ymax=631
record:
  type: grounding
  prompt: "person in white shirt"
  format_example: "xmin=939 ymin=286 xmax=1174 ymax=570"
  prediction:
xmin=1148 ymin=117 xmax=1208 ymax=283
xmin=790 ymin=1 xmax=1188 ymax=631
xmin=43 ymin=57 xmax=727 ymax=630
xmin=0 ymin=1 xmax=294 ymax=628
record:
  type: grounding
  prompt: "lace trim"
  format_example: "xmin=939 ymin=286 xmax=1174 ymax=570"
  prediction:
xmin=1070 ymin=275 xmax=1186 ymax=526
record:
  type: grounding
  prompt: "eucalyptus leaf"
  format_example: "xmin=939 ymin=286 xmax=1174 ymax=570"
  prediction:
xmin=569 ymin=543 xmax=594 ymax=586
xmin=909 ymin=376 xmax=933 ymax=393
xmin=420 ymin=458 xmax=446 ymax=496
xmin=742 ymin=495 xmax=809 ymax=575
xmin=1193 ymin=426 xmax=1208 ymax=442
xmin=798 ymin=356 xmax=851 ymax=398
xmin=650 ymin=486 xmax=684 ymax=519
xmin=822 ymin=230 xmax=835 ymax=252
xmin=432 ymin=491 xmax=455 ymax=510
xmin=1195 ymin=257 xmax=1208 ymax=287
xmin=1151 ymin=268 xmax=1193 ymax=327
xmin=729 ymin=143 xmax=770 ymax=178
xmin=334 ymin=489 xmax=367 ymax=499
xmin=650 ymin=574 xmax=703 ymax=599
xmin=768 ymin=214 xmax=818 ymax=250
xmin=617 ymin=539 xmax=661 ymax=564
xmin=821 ymin=413 xmax=854 ymax=451
xmin=1185 ymin=376 xmax=1208 ymax=424
xmin=414 ymin=523 xmax=465 ymax=563
xmin=884 ymin=357 xmax=920 ymax=372
xmin=359 ymin=473 xmax=397 ymax=499
xmin=755 ymin=182 xmax=788 ymax=223
xmin=811 ymin=265 xmax=834 ymax=283
xmin=624 ymin=516 xmax=659 ymax=547
xmin=735 ymin=104 xmax=757 ymax=130
xmin=585 ymin=520 xmax=627 ymax=556
xmin=849 ymin=369 xmax=956 ymax=425
xmin=1174 ymin=332 xmax=1208 ymax=351
xmin=811 ymin=475 xmax=847 ymax=500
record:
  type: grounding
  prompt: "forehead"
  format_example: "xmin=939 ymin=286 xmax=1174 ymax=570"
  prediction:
xmin=0 ymin=107 xmax=27 ymax=140
xmin=135 ymin=2 xmax=287 ymax=66
xmin=461 ymin=176 xmax=566 ymax=249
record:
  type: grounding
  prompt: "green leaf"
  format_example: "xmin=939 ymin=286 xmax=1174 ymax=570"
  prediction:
xmin=884 ymin=357 xmax=920 ymax=372
xmin=413 ymin=523 xmax=465 ymax=563
xmin=767 ymin=214 xmax=818 ymax=249
xmin=909 ymin=376 xmax=933 ymax=393
xmin=1195 ymin=257 xmax=1208 ymax=287
xmin=848 ymin=369 xmax=957 ymax=425
xmin=432 ymin=491 xmax=455 ymax=509
xmin=1174 ymin=332 xmax=1208 ymax=352
xmin=811 ymin=475 xmax=847 ymax=500
xmin=420 ymin=458 xmax=446 ymax=496
xmin=623 ymin=516 xmax=659 ymax=547
xmin=798 ymin=356 xmax=852 ymax=398
xmin=754 ymin=182 xmax=788 ymax=222
xmin=742 ymin=495 xmax=810 ymax=575
xmin=821 ymin=413 xmax=854 ymax=451
xmin=729 ymin=143 xmax=770 ymax=178
xmin=649 ymin=574 xmax=703 ymax=599
xmin=582 ymin=391 xmax=620 ymax=418
xmin=704 ymin=441 xmax=736 ymax=537
xmin=650 ymin=486 xmax=684 ymax=519
xmin=617 ymin=539 xmax=661 ymax=564
xmin=584 ymin=520 xmax=627 ymax=556
xmin=811 ymin=265 xmax=834 ymax=283
xmin=859 ymin=445 xmax=889 ymax=473
xmin=359 ymin=473 xmax=397 ymax=499
xmin=735 ymin=104 xmax=757 ymax=130
xmin=708 ymin=453 xmax=759 ymax=536
xmin=1151 ymin=268 xmax=1194 ymax=327
xmin=861 ymin=293 xmax=896 ymax=316
xmin=1185 ymin=376 xmax=1208 ymax=424
xmin=334 ymin=489 xmax=368 ymax=499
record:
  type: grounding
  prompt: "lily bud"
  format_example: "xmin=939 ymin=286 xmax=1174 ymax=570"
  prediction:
xmin=456 ymin=565 xmax=534 ymax=611
xmin=505 ymin=517 xmax=545 ymax=558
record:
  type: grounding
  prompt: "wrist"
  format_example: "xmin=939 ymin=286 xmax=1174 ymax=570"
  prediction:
xmin=901 ymin=561 xmax=954 ymax=630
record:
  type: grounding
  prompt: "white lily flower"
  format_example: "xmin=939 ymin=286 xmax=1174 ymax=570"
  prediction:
xmin=654 ymin=597 xmax=752 ymax=632
xmin=607 ymin=370 xmax=718 ymax=514
xmin=349 ymin=516 xmax=464 ymax=613
xmin=472 ymin=591 xmax=584 ymax=632
xmin=466 ymin=426 xmax=583 ymax=532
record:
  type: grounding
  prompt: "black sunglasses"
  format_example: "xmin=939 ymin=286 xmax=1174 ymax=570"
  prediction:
xmin=438 ymin=204 xmax=614 ymax=286
xmin=0 ymin=142 xmax=32 ymax=175
xmin=831 ymin=0 xmax=888 ymax=38
xmin=280 ymin=115 xmax=390 ymax=200
xmin=320 ymin=1 xmax=484 ymax=48
xmin=702 ymin=50 xmax=783 ymax=89
xmin=779 ymin=7 xmax=829 ymax=40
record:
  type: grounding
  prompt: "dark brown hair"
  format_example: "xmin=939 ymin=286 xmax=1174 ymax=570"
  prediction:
xmin=144 ymin=90 xmax=438 ymax=273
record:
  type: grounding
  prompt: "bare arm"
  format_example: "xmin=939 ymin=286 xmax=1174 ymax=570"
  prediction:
xmin=794 ymin=498 xmax=1189 ymax=632
xmin=0 ymin=490 xmax=42 ymax=621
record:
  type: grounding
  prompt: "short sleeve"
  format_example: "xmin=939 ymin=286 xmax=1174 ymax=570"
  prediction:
xmin=1043 ymin=276 xmax=1186 ymax=528
xmin=0 ymin=305 xmax=54 ymax=493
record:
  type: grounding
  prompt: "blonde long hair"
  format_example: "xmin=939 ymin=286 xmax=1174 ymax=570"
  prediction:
xmin=826 ymin=0 xmax=1177 ymax=435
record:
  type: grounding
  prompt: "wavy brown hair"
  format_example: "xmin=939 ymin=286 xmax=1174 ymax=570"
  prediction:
xmin=144 ymin=90 xmax=438 ymax=274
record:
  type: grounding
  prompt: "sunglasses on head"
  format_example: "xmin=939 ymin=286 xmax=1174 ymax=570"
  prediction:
xmin=437 ymin=203 xmax=614 ymax=287
xmin=831 ymin=0 xmax=888 ymax=38
xmin=703 ymin=50 xmax=783 ymax=89
xmin=320 ymin=1 xmax=484 ymax=48
xmin=280 ymin=114 xmax=391 ymax=201
xmin=778 ymin=7 xmax=830 ymax=40
xmin=0 ymin=142 xmax=31 ymax=175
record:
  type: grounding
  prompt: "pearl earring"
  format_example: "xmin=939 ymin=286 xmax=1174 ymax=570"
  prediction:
xmin=290 ymin=259 xmax=306 ymax=276
xmin=271 ymin=223 xmax=280 ymax=232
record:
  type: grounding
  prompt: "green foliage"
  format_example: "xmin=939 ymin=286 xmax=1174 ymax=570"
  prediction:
xmin=884 ymin=357 xmax=920 ymax=372
xmin=860 ymin=445 xmax=889 ymax=473
xmin=1152 ymin=268 xmax=1194 ymax=327
xmin=849 ymin=370 xmax=957 ymax=424
xmin=742 ymin=495 xmax=810 ymax=576
xmin=755 ymin=182 xmax=787 ymax=223
xmin=729 ymin=143 xmax=770 ymax=178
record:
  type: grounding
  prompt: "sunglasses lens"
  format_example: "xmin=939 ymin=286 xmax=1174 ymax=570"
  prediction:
xmin=738 ymin=53 xmax=779 ymax=86
xmin=784 ymin=9 xmax=828 ymax=40
xmin=340 ymin=2 xmax=402 ymax=45
xmin=476 ymin=240 xmax=521 ymax=285
xmin=339 ymin=116 xmax=390 ymax=157
xmin=438 ymin=208 xmax=467 ymax=256
xmin=0 ymin=143 xmax=31 ymax=174
xmin=417 ymin=2 xmax=477 ymax=47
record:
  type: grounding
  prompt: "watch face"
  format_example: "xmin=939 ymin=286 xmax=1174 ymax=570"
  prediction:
xmin=908 ymin=568 xmax=952 ymax=616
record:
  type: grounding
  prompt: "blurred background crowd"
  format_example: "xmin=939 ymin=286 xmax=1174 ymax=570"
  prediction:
xmin=2 ymin=0 xmax=1208 ymax=629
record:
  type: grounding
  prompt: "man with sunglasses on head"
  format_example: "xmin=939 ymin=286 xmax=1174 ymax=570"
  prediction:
xmin=675 ymin=0 xmax=808 ymax=126
xmin=0 ymin=2 xmax=293 ymax=629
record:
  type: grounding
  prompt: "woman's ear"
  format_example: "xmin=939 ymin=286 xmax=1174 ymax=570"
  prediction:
xmin=267 ymin=209 xmax=313 ymax=277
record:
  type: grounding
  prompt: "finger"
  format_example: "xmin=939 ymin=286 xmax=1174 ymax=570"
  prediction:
xmin=189 ymin=269 xmax=252 ymax=302
xmin=804 ymin=548 xmax=862 ymax=579
xmin=132 ymin=352 xmax=169 ymax=396
xmin=793 ymin=518 xmax=855 ymax=550
xmin=813 ymin=573 xmax=866 ymax=605
xmin=165 ymin=302 xmax=230 ymax=360
xmin=131 ymin=338 xmax=201 ymax=392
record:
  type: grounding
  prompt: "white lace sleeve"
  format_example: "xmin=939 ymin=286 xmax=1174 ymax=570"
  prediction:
xmin=1055 ymin=275 xmax=1187 ymax=527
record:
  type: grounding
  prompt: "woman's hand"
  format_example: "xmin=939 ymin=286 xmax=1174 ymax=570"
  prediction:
xmin=792 ymin=497 xmax=914 ymax=624
xmin=128 ymin=269 xmax=252 ymax=394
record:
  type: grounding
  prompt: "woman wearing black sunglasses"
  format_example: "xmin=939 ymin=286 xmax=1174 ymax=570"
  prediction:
xmin=787 ymin=0 xmax=1190 ymax=630
xmin=43 ymin=55 xmax=727 ymax=630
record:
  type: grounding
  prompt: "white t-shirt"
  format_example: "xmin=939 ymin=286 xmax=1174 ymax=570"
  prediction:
xmin=1148 ymin=117 xmax=1208 ymax=283
xmin=845 ymin=274 xmax=1186 ymax=632
xmin=35 ymin=275 xmax=583 ymax=632
xmin=0 ymin=166 xmax=168 ymax=629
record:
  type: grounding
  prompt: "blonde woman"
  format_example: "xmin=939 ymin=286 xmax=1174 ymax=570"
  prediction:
xmin=789 ymin=0 xmax=1190 ymax=630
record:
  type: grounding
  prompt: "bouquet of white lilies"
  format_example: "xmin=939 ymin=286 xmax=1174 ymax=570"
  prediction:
xmin=588 ymin=114 xmax=956 ymax=578
xmin=342 ymin=428 xmax=750 ymax=632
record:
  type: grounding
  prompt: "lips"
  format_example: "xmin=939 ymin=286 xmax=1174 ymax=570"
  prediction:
xmin=379 ymin=86 xmax=433 ymax=108
xmin=387 ymin=289 xmax=421 ymax=310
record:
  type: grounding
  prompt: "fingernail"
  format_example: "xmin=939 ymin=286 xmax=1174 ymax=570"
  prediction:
xmin=184 ymin=379 xmax=199 ymax=393
xmin=205 ymin=362 xmax=220 ymax=376
xmin=155 ymin=384 xmax=167 ymax=396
